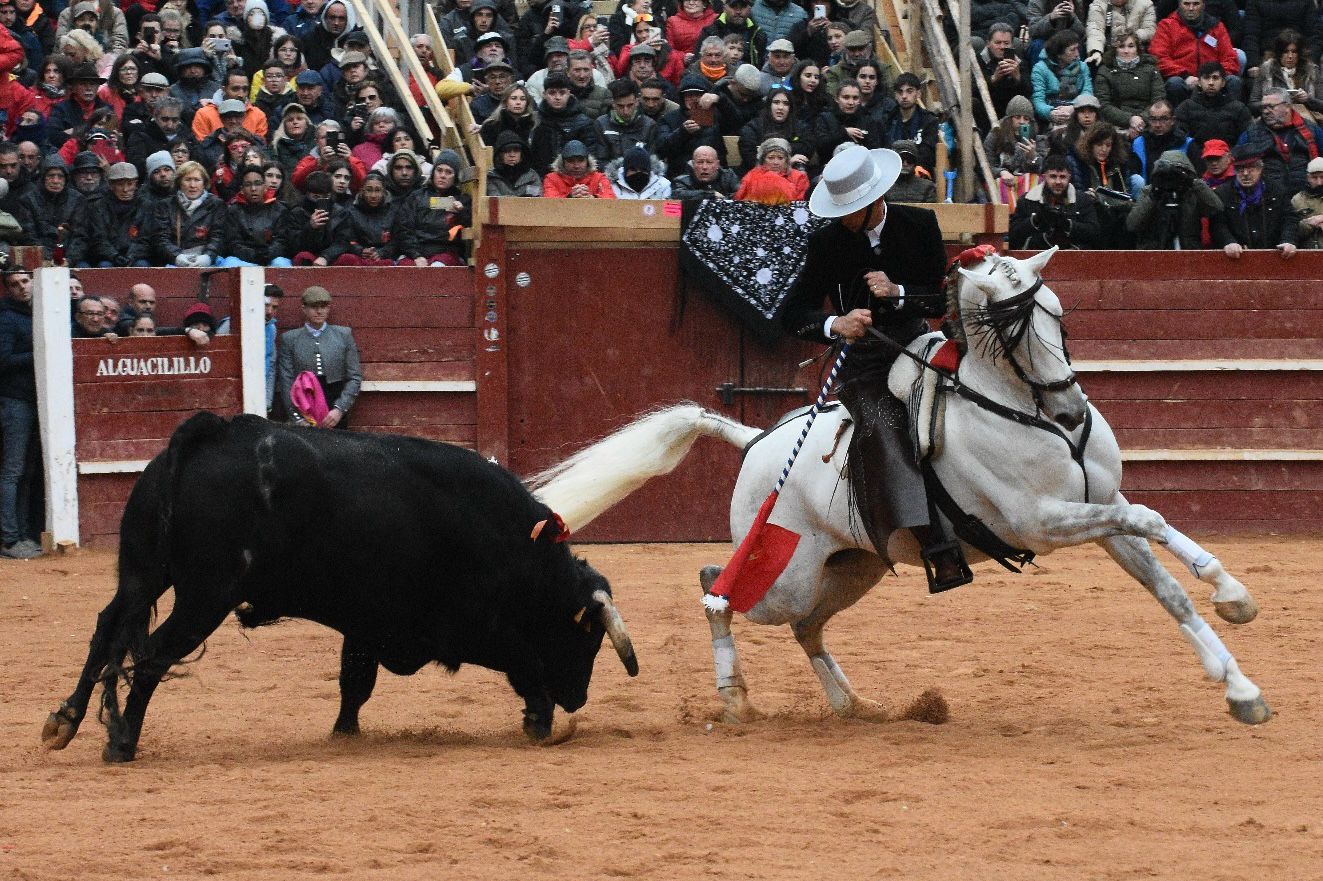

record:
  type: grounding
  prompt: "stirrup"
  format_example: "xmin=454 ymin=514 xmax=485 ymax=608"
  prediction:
xmin=921 ymin=540 xmax=973 ymax=594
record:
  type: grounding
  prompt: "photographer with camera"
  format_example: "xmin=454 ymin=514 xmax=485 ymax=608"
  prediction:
xmin=1009 ymin=153 xmax=1102 ymax=248
xmin=1125 ymin=147 xmax=1223 ymax=248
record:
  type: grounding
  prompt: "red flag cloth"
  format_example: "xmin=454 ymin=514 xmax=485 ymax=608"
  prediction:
xmin=710 ymin=490 xmax=802 ymax=613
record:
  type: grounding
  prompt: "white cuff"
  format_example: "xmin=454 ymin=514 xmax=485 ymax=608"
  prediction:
xmin=894 ymin=284 xmax=905 ymax=309
xmin=824 ymin=316 xmax=838 ymax=339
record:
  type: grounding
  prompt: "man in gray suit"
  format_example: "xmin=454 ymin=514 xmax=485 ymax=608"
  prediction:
xmin=276 ymin=285 xmax=363 ymax=429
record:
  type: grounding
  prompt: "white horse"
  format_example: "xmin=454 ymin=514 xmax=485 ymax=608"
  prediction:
xmin=531 ymin=246 xmax=1270 ymax=727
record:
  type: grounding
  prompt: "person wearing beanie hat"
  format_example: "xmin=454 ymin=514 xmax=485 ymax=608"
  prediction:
xmin=139 ymin=150 xmax=178 ymax=208
xmin=1290 ymin=157 xmax=1323 ymax=249
xmin=1212 ymin=143 xmax=1297 ymax=259
xmin=529 ymin=71 xmax=605 ymax=174
xmin=607 ymin=143 xmax=671 ymax=198
xmin=732 ymin=135 xmax=806 ymax=203
xmin=484 ymin=130 xmax=543 ymax=197
xmin=399 ymin=150 xmax=471 ymax=265
xmin=985 ymin=96 xmax=1045 ymax=198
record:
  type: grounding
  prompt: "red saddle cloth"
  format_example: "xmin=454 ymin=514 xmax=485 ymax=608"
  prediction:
xmin=930 ymin=338 xmax=962 ymax=373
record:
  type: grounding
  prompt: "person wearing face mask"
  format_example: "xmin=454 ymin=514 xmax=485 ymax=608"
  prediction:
xmin=607 ymin=144 xmax=672 ymax=197
xmin=1289 ymin=157 xmax=1323 ymax=248
xmin=235 ymin=0 xmax=277 ymax=77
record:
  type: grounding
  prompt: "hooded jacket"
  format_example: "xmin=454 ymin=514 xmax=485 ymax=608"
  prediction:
xmin=1094 ymin=52 xmax=1165 ymax=128
xmin=542 ymin=152 xmax=616 ymax=198
xmin=21 ymin=157 xmax=82 ymax=252
xmin=224 ymin=190 xmax=291 ymax=264
xmin=1125 ymin=149 xmax=1225 ymax=248
xmin=606 ymin=154 xmax=673 ymax=199
xmin=397 ymin=176 xmax=471 ymax=257
xmin=484 ymin=132 xmax=543 ymax=197
xmin=302 ymin=0 xmax=357 ymax=71
xmin=327 ymin=185 xmax=404 ymax=261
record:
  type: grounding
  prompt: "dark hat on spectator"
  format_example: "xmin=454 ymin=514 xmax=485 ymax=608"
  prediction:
xmin=842 ymin=30 xmax=871 ymax=49
xmin=768 ymin=38 xmax=795 ymax=54
xmin=629 ymin=42 xmax=657 ymax=59
xmin=106 ymin=162 xmax=139 ymax=181
xmin=40 ymin=154 xmax=68 ymax=177
xmin=140 ymin=72 xmax=170 ymax=88
xmin=175 ymin=47 xmax=208 ymax=71
xmin=544 ymin=36 xmax=570 ymax=57
xmin=338 ymin=51 xmax=368 ymax=68
xmin=495 ymin=130 xmax=526 ymax=153
xmin=1201 ymin=138 xmax=1230 ymax=159
xmin=72 ymin=151 xmax=101 ymax=172
xmin=891 ymin=139 xmax=919 ymax=160
xmin=733 ymin=63 xmax=762 ymax=92
xmin=476 ymin=58 xmax=514 ymax=78
xmin=218 ymin=98 xmax=247 ymax=116
xmin=67 ymin=62 xmax=105 ymax=83
xmin=295 ymin=69 xmax=325 ymax=86
xmin=678 ymin=73 xmax=710 ymax=94
xmin=544 ymin=71 xmax=573 ymax=90
xmin=1071 ymin=93 xmax=1100 ymax=110
xmin=433 ymin=148 xmax=464 ymax=174
xmin=342 ymin=28 xmax=369 ymax=45
xmin=623 ymin=145 xmax=651 ymax=172
xmin=301 ymin=285 xmax=332 ymax=306
xmin=71 ymin=0 xmax=99 ymax=17
xmin=560 ymin=139 xmax=589 ymax=159
xmin=471 ymin=0 xmax=498 ymax=10
xmin=146 ymin=151 xmax=176 ymax=174
xmin=475 ymin=31 xmax=509 ymax=50
xmin=1232 ymin=143 xmax=1264 ymax=166
xmin=182 ymin=302 xmax=215 ymax=329
xmin=281 ymin=101 xmax=308 ymax=118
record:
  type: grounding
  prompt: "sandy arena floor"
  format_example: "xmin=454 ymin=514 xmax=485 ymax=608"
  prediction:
xmin=1 ymin=537 xmax=1320 ymax=880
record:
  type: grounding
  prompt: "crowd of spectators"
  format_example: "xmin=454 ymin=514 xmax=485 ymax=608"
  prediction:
xmin=961 ymin=0 xmax=1323 ymax=250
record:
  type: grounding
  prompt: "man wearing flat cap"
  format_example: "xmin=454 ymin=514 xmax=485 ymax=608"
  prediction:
xmin=782 ymin=145 xmax=971 ymax=592
xmin=276 ymin=286 xmax=362 ymax=429
xmin=1212 ymin=144 xmax=1297 ymax=260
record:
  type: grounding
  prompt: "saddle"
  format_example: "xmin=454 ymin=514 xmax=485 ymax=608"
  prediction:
xmin=886 ymin=331 xmax=953 ymax=461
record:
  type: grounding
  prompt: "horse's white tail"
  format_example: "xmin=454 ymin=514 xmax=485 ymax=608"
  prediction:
xmin=529 ymin=404 xmax=759 ymax=532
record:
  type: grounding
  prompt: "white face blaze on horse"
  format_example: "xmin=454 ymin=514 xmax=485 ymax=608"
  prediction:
xmin=530 ymin=247 xmax=1269 ymax=731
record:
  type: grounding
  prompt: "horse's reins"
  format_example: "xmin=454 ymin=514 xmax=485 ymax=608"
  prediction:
xmin=859 ymin=275 xmax=1095 ymax=502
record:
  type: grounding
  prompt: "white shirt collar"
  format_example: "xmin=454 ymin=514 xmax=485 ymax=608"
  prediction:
xmin=305 ymin=322 xmax=325 ymax=337
xmin=865 ymin=201 xmax=888 ymax=248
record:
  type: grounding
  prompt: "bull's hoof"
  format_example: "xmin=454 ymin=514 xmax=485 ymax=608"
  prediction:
xmin=1215 ymin=597 xmax=1259 ymax=625
xmin=522 ymin=713 xmax=551 ymax=743
xmin=102 ymin=743 xmax=137 ymax=763
xmin=538 ymin=714 xmax=577 ymax=746
xmin=330 ymin=723 xmax=360 ymax=738
xmin=1228 ymin=695 xmax=1272 ymax=725
xmin=41 ymin=710 xmax=78 ymax=750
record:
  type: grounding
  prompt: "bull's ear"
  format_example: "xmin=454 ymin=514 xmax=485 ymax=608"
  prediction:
xmin=530 ymin=511 xmax=571 ymax=544
xmin=571 ymin=605 xmax=592 ymax=631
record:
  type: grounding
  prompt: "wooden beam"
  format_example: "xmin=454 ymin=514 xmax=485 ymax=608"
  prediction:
xmin=341 ymin=0 xmax=435 ymax=153
xmin=364 ymin=0 xmax=465 ymax=155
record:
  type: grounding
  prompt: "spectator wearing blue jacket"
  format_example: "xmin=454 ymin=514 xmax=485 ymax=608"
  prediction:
xmin=1032 ymin=30 xmax=1093 ymax=124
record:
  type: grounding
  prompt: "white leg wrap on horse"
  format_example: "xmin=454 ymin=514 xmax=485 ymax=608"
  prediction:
xmin=712 ymin=635 xmax=742 ymax=689
xmin=1163 ymin=526 xmax=1216 ymax=578
xmin=810 ymin=655 xmax=852 ymax=713
xmin=1179 ymin=616 xmax=1232 ymax=681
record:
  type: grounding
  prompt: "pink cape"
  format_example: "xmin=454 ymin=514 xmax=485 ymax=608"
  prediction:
xmin=290 ymin=371 xmax=329 ymax=426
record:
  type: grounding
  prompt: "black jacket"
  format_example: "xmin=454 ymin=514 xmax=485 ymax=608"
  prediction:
xmin=594 ymin=111 xmax=659 ymax=162
xmin=280 ymin=197 xmax=346 ymax=259
xmin=1242 ymin=0 xmax=1321 ymax=68
xmin=812 ymin=106 xmax=884 ymax=159
xmin=20 ymin=185 xmax=82 ymax=253
xmin=1174 ymin=90 xmax=1252 ymax=151
xmin=67 ymin=192 xmax=146 ymax=267
xmin=396 ymin=185 xmax=472 ymax=258
xmin=0 ymin=298 xmax=35 ymax=403
xmin=1009 ymin=183 xmax=1103 ymax=249
xmin=738 ymin=114 xmax=815 ymax=172
xmin=782 ymin=203 xmax=947 ymax=381
xmin=134 ymin=193 xmax=228 ymax=265
xmin=224 ymin=195 xmax=291 ymax=264
xmin=1213 ymin=179 xmax=1292 ymax=247
xmin=125 ymin=122 xmax=198 ymax=177
xmin=327 ymin=197 xmax=406 ymax=262
xmin=529 ymin=96 xmax=604 ymax=174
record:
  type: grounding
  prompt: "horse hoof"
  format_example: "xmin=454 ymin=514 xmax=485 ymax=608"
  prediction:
xmin=1215 ymin=597 xmax=1258 ymax=625
xmin=842 ymin=697 xmax=892 ymax=723
xmin=699 ymin=565 xmax=723 ymax=596
xmin=102 ymin=744 xmax=136 ymax=763
xmin=41 ymin=713 xmax=76 ymax=750
xmin=538 ymin=714 xmax=577 ymax=746
xmin=1227 ymin=695 xmax=1272 ymax=725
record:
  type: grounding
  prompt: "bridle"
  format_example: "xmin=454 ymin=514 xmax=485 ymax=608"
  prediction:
xmin=972 ymin=276 xmax=1079 ymax=415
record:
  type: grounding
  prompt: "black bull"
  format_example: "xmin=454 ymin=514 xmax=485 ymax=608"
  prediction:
xmin=42 ymin=412 xmax=637 ymax=762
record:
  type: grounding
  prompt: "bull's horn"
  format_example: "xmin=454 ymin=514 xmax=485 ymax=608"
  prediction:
xmin=592 ymin=589 xmax=638 ymax=677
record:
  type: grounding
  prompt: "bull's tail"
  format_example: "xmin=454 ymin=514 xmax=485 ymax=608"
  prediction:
xmin=529 ymin=404 xmax=759 ymax=532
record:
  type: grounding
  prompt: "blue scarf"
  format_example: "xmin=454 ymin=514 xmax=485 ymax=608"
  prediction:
xmin=1234 ymin=178 xmax=1264 ymax=214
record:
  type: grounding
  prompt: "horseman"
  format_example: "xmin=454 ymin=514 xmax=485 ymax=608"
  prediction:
xmin=782 ymin=145 xmax=971 ymax=592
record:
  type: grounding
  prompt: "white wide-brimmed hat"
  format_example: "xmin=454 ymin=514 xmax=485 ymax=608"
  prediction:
xmin=808 ymin=146 xmax=901 ymax=218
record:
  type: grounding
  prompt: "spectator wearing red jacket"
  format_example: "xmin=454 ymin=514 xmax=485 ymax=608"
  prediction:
xmin=0 ymin=21 xmax=34 ymax=140
xmin=291 ymin=119 xmax=367 ymax=192
xmin=667 ymin=0 xmax=717 ymax=61
xmin=1150 ymin=0 xmax=1241 ymax=106
xmin=542 ymin=139 xmax=616 ymax=198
